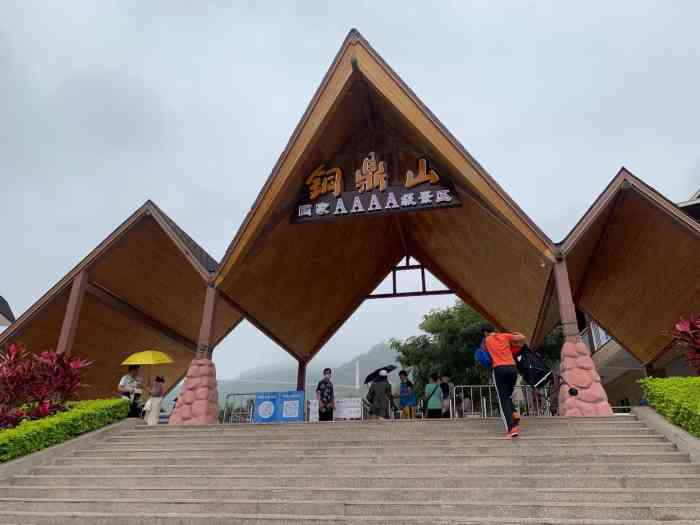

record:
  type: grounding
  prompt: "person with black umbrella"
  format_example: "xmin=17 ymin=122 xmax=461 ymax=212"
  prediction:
xmin=366 ymin=369 xmax=394 ymax=419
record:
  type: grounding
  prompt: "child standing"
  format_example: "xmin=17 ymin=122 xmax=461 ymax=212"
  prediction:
xmin=398 ymin=370 xmax=416 ymax=419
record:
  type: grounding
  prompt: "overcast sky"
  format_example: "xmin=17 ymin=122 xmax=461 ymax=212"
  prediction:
xmin=2 ymin=2 xmax=698 ymax=380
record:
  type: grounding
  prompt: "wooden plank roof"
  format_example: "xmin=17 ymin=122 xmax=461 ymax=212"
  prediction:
xmin=0 ymin=201 xmax=242 ymax=399
xmin=532 ymin=168 xmax=700 ymax=362
xmin=213 ymin=29 xmax=557 ymax=362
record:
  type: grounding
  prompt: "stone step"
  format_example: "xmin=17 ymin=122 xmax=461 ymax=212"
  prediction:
xmin=13 ymin=473 xmax=700 ymax=490
xmin=70 ymin=442 xmax=677 ymax=458
xmin=1 ymin=498 xmax=699 ymax=520
xmin=51 ymin=451 xmax=689 ymax=467
xmin=3 ymin=511 xmax=700 ymax=525
xmin=2 ymin=486 xmax=699 ymax=504
xmin=131 ymin=418 xmax=642 ymax=429
xmin=135 ymin=416 xmax=638 ymax=429
xmin=125 ymin=421 xmax=647 ymax=435
xmin=104 ymin=432 xmax=663 ymax=446
xmin=32 ymin=462 xmax=700 ymax=477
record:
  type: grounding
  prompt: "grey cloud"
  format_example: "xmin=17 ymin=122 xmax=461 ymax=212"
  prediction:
xmin=2 ymin=2 xmax=699 ymax=379
xmin=50 ymin=70 xmax=176 ymax=153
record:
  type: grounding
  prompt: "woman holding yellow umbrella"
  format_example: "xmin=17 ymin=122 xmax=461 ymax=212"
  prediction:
xmin=121 ymin=350 xmax=174 ymax=425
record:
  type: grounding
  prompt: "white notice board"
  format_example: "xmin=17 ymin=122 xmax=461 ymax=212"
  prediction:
xmin=309 ymin=398 xmax=363 ymax=421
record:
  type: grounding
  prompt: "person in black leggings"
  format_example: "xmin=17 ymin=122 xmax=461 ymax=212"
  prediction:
xmin=481 ymin=323 xmax=526 ymax=438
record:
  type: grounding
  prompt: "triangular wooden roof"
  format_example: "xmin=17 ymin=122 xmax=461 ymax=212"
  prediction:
xmin=216 ymin=29 xmax=554 ymax=281
xmin=214 ymin=30 xmax=557 ymax=362
xmin=533 ymin=168 xmax=700 ymax=362
xmin=0 ymin=201 xmax=242 ymax=398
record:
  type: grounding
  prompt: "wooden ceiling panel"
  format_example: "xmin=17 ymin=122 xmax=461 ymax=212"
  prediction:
xmin=2 ymin=290 xmax=69 ymax=353
xmin=88 ymin=216 xmax=208 ymax=342
xmin=219 ymin=213 xmax=404 ymax=359
xmin=73 ymin=294 xmax=193 ymax=400
xmin=565 ymin=194 xmax=618 ymax=301
xmin=403 ymin=185 xmax=553 ymax=341
xmin=579 ymin=189 xmax=700 ymax=362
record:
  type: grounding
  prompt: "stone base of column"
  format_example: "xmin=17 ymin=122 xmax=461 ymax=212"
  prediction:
xmin=168 ymin=356 xmax=219 ymax=425
xmin=558 ymin=341 xmax=613 ymax=417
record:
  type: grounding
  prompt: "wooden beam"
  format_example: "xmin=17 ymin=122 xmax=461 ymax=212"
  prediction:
xmin=197 ymin=285 xmax=218 ymax=355
xmin=553 ymin=255 xmax=581 ymax=343
xmin=367 ymin=290 xmax=452 ymax=300
xmin=56 ymin=271 xmax=88 ymax=355
xmin=529 ymin=269 xmax=556 ymax=348
xmin=296 ymin=359 xmax=307 ymax=392
xmin=85 ymin=282 xmax=197 ymax=351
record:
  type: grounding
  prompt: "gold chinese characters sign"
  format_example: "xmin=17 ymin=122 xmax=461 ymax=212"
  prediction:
xmin=296 ymin=152 xmax=460 ymax=222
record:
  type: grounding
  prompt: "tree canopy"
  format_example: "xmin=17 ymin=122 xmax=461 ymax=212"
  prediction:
xmin=390 ymin=300 xmax=563 ymax=396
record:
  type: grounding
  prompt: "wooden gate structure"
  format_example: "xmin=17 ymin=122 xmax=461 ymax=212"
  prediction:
xmin=2 ymin=30 xmax=699 ymax=422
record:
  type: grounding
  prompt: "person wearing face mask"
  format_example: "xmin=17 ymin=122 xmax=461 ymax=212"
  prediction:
xmin=315 ymin=368 xmax=335 ymax=422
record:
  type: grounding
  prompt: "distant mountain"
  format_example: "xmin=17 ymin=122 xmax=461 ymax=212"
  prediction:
xmin=163 ymin=342 xmax=402 ymax=409
xmin=216 ymin=342 xmax=401 ymax=405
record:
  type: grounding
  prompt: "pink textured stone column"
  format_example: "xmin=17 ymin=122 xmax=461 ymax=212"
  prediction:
xmin=169 ymin=356 xmax=219 ymax=425
xmin=558 ymin=341 xmax=613 ymax=417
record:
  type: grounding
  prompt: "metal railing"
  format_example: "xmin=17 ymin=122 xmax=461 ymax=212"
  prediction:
xmin=222 ymin=392 xmax=256 ymax=424
xmin=452 ymin=384 xmax=557 ymax=419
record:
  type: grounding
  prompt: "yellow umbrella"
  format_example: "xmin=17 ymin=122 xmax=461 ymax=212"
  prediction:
xmin=121 ymin=350 xmax=174 ymax=366
xmin=121 ymin=351 xmax=174 ymax=401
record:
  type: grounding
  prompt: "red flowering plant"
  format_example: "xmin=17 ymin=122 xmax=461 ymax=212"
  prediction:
xmin=668 ymin=314 xmax=700 ymax=375
xmin=0 ymin=343 xmax=91 ymax=428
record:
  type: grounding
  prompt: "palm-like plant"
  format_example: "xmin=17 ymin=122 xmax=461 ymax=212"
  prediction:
xmin=668 ymin=315 xmax=700 ymax=374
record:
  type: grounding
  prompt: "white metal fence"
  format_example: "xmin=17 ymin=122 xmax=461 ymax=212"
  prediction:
xmin=452 ymin=384 xmax=557 ymax=419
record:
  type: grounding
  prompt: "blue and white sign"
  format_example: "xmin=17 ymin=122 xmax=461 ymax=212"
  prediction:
xmin=253 ymin=392 xmax=279 ymax=423
xmin=279 ymin=390 xmax=305 ymax=423
xmin=253 ymin=391 xmax=305 ymax=424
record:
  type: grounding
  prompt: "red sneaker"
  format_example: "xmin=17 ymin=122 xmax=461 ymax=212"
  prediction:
xmin=507 ymin=426 xmax=520 ymax=439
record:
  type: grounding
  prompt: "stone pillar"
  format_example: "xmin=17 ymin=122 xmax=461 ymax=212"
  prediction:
xmin=554 ymin=255 xmax=613 ymax=417
xmin=296 ymin=360 xmax=307 ymax=392
xmin=169 ymin=286 xmax=220 ymax=425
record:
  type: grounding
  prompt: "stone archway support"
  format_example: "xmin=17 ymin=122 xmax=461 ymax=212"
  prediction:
xmin=554 ymin=255 xmax=613 ymax=417
xmin=169 ymin=285 xmax=220 ymax=425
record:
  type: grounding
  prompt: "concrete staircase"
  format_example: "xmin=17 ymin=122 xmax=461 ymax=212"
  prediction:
xmin=1 ymin=415 xmax=700 ymax=524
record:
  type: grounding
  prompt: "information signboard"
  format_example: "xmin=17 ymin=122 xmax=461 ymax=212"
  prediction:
xmin=253 ymin=392 xmax=279 ymax=424
xmin=309 ymin=397 xmax=363 ymax=421
xmin=279 ymin=390 xmax=305 ymax=423
xmin=334 ymin=397 xmax=363 ymax=420
xmin=253 ymin=391 xmax=305 ymax=424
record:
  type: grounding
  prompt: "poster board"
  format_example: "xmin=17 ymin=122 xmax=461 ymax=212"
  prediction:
xmin=253 ymin=391 xmax=305 ymax=424
xmin=309 ymin=397 xmax=363 ymax=421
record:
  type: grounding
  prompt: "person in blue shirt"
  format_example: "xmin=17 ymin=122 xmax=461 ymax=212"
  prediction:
xmin=397 ymin=370 xmax=417 ymax=419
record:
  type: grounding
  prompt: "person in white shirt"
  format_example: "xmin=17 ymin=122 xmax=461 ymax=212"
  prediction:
xmin=118 ymin=365 xmax=143 ymax=417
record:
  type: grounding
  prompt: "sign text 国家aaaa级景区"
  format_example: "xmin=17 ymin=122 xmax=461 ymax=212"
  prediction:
xmin=294 ymin=152 xmax=460 ymax=222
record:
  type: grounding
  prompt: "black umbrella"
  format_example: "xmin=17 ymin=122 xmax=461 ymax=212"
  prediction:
xmin=364 ymin=364 xmax=397 ymax=384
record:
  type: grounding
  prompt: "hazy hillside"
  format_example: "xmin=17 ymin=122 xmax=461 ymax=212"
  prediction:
xmin=163 ymin=341 xmax=403 ymax=409
xmin=216 ymin=342 xmax=401 ymax=405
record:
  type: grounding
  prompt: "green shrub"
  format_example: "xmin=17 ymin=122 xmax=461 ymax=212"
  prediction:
xmin=639 ymin=377 xmax=700 ymax=437
xmin=0 ymin=398 xmax=129 ymax=463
